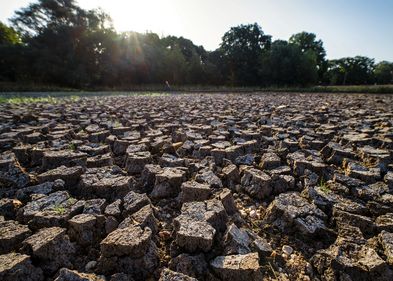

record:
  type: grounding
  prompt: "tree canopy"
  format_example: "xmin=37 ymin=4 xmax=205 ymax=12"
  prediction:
xmin=0 ymin=22 xmax=21 ymax=45
xmin=10 ymin=0 xmax=112 ymax=37
xmin=220 ymin=23 xmax=271 ymax=85
xmin=374 ymin=61 xmax=393 ymax=84
xmin=0 ymin=0 xmax=391 ymax=88
xmin=289 ymin=32 xmax=327 ymax=81
xmin=260 ymin=40 xmax=318 ymax=86
xmin=325 ymin=56 xmax=375 ymax=85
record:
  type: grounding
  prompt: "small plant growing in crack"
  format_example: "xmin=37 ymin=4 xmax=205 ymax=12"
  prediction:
xmin=53 ymin=204 xmax=66 ymax=215
xmin=318 ymin=177 xmax=331 ymax=194
xmin=67 ymin=198 xmax=77 ymax=205
xmin=68 ymin=143 xmax=76 ymax=151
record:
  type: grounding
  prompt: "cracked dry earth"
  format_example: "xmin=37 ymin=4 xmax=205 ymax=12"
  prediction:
xmin=0 ymin=92 xmax=393 ymax=281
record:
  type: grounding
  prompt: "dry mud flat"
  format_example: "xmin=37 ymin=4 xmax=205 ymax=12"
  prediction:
xmin=0 ymin=92 xmax=393 ymax=281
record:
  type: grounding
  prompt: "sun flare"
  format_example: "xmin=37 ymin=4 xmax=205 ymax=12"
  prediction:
xmin=108 ymin=0 xmax=181 ymax=35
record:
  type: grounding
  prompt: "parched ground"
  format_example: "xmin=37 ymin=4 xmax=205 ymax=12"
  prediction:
xmin=0 ymin=92 xmax=393 ymax=281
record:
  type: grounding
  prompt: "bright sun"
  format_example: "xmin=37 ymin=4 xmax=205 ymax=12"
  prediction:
xmin=108 ymin=0 xmax=182 ymax=36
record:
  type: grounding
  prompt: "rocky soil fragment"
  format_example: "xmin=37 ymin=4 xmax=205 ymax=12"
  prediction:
xmin=17 ymin=191 xmax=84 ymax=229
xmin=263 ymin=192 xmax=328 ymax=236
xmin=54 ymin=268 xmax=106 ymax=281
xmin=21 ymin=227 xmax=76 ymax=275
xmin=0 ymin=218 xmax=31 ymax=254
xmin=159 ymin=268 xmax=197 ymax=281
xmin=210 ymin=252 xmax=262 ymax=281
xmin=79 ymin=166 xmax=133 ymax=200
xmin=0 ymin=252 xmax=43 ymax=281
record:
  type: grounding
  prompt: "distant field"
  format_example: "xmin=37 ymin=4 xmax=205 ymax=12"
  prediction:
xmin=0 ymin=92 xmax=170 ymax=103
xmin=296 ymin=84 xmax=393 ymax=93
xmin=0 ymin=84 xmax=393 ymax=99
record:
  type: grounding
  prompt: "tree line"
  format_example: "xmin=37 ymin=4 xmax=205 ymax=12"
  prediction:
xmin=0 ymin=0 xmax=392 ymax=89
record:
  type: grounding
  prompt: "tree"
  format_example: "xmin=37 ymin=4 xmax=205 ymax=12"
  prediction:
xmin=1 ymin=1 xmax=387 ymax=88
xmin=0 ymin=22 xmax=24 ymax=81
xmin=10 ymin=0 xmax=112 ymax=37
xmin=9 ymin=0 xmax=114 ymax=87
xmin=220 ymin=23 xmax=271 ymax=85
xmin=161 ymin=36 xmax=210 ymax=84
xmin=260 ymin=40 xmax=318 ymax=86
xmin=0 ymin=22 xmax=21 ymax=45
xmin=205 ymin=49 xmax=226 ymax=85
xmin=289 ymin=32 xmax=327 ymax=82
xmin=374 ymin=61 xmax=393 ymax=84
xmin=325 ymin=56 xmax=375 ymax=85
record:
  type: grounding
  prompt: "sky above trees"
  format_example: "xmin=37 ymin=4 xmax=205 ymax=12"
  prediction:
xmin=1 ymin=0 xmax=392 ymax=62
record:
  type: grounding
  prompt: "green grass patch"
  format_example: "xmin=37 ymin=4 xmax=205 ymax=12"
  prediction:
xmin=1 ymin=84 xmax=392 ymax=101
xmin=68 ymin=143 xmax=76 ymax=151
xmin=0 ymin=95 xmax=85 ymax=104
xmin=0 ymin=96 xmax=59 ymax=104
xmin=293 ymin=85 xmax=393 ymax=94
xmin=132 ymin=92 xmax=169 ymax=97
xmin=52 ymin=205 xmax=66 ymax=215
xmin=318 ymin=178 xmax=331 ymax=194
xmin=0 ymin=91 xmax=172 ymax=103
xmin=69 ymin=95 xmax=80 ymax=102
xmin=67 ymin=198 xmax=77 ymax=205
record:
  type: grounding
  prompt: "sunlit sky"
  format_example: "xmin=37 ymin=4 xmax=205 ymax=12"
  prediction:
xmin=1 ymin=0 xmax=392 ymax=61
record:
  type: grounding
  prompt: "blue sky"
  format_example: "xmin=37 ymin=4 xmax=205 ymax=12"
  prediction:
xmin=1 ymin=0 xmax=392 ymax=62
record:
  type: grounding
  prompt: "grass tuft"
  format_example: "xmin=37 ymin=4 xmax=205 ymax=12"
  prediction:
xmin=67 ymin=198 xmax=77 ymax=205
xmin=0 ymin=94 xmax=85 ymax=104
xmin=52 ymin=205 xmax=66 ymax=215
xmin=68 ymin=143 xmax=76 ymax=151
xmin=318 ymin=178 xmax=331 ymax=194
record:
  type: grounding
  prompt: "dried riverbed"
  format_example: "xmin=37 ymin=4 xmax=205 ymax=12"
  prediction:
xmin=1 ymin=92 xmax=393 ymax=280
